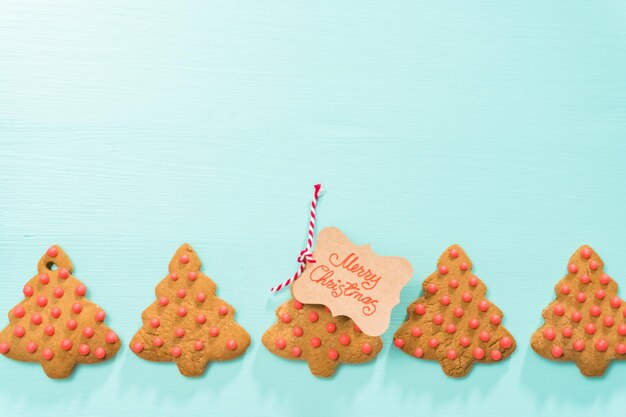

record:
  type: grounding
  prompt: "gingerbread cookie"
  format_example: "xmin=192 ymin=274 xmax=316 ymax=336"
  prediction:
xmin=393 ymin=245 xmax=515 ymax=377
xmin=262 ymin=298 xmax=383 ymax=377
xmin=531 ymin=245 xmax=626 ymax=376
xmin=130 ymin=244 xmax=250 ymax=376
xmin=0 ymin=245 xmax=121 ymax=378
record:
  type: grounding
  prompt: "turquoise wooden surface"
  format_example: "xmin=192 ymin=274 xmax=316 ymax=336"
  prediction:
xmin=2 ymin=1 xmax=626 ymax=416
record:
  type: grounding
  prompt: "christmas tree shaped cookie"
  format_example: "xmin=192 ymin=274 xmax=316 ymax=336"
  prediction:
xmin=0 ymin=245 xmax=121 ymax=378
xmin=531 ymin=245 xmax=626 ymax=376
xmin=262 ymin=298 xmax=383 ymax=377
xmin=394 ymin=245 xmax=515 ymax=377
xmin=130 ymin=244 xmax=250 ymax=376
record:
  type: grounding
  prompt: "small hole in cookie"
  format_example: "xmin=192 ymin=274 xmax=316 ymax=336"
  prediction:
xmin=46 ymin=262 xmax=58 ymax=271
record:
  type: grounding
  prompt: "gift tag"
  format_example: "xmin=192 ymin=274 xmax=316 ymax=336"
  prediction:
xmin=292 ymin=227 xmax=413 ymax=336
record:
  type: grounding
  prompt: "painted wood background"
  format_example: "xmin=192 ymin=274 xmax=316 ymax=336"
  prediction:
xmin=1 ymin=1 xmax=626 ymax=416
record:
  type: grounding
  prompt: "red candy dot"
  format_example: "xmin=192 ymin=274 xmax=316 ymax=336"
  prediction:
xmin=581 ymin=247 xmax=592 ymax=259
xmin=58 ymin=268 xmax=69 ymax=279
xmin=39 ymin=274 xmax=50 ymax=285
xmin=94 ymin=347 xmax=106 ymax=359
xmin=292 ymin=299 xmax=304 ymax=310
xmin=339 ymin=334 xmax=351 ymax=346
xmin=461 ymin=292 xmax=472 ymax=303
xmin=600 ymin=274 xmax=611 ymax=285
xmin=61 ymin=339 xmax=73 ymax=351
xmin=551 ymin=345 xmax=563 ymax=358
xmin=543 ymin=328 xmax=556 ymax=341
xmin=218 ymin=306 xmax=229 ymax=316
xmin=595 ymin=289 xmax=606 ymax=300
xmin=187 ymin=271 xmax=198 ymax=281
xmin=195 ymin=314 xmax=206 ymax=324
xmin=44 ymin=325 xmax=55 ymax=336
xmin=209 ymin=327 xmax=219 ymax=337
xmin=309 ymin=311 xmax=319 ymax=323
xmin=78 ymin=344 xmax=90 ymax=356
xmin=158 ymin=296 xmax=169 ymax=306
xmin=291 ymin=346 xmax=301 ymax=357
xmin=449 ymin=248 xmax=459 ymax=258
xmin=310 ymin=338 xmax=321 ymax=348
xmin=0 ymin=343 xmax=10 ymax=354
xmin=589 ymin=260 xmax=599 ymax=270
xmin=585 ymin=323 xmax=597 ymax=335
xmin=490 ymin=350 xmax=502 ymax=361
xmin=131 ymin=342 xmax=144 ymax=353
xmin=611 ymin=297 xmax=622 ymax=309
xmin=83 ymin=327 xmax=94 ymax=338
xmin=414 ymin=347 xmax=424 ymax=358
xmin=568 ymin=264 xmax=579 ymax=274
xmin=460 ymin=336 xmax=471 ymax=347
xmin=196 ymin=293 xmax=206 ymax=303
xmin=438 ymin=265 xmax=449 ymax=275
xmin=604 ymin=316 xmax=615 ymax=327
xmin=280 ymin=313 xmax=291 ymax=324
xmin=595 ymin=338 xmax=609 ymax=352
xmin=590 ymin=306 xmax=601 ymax=317
xmin=95 ymin=310 xmax=106 ymax=322
xmin=501 ymin=336 xmax=513 ymax=349
xmin=553 ymin=304 xmax=565 ymax=316
xmin=428 ymin=338 xmax=439 ymax=348
xmin=71 ymin=302 xmax=82 ymax=314
xmin=427 ymin=283 xmax=438 ymax=294
xmin=46 ymin=246 xmax=58 ymax=257
xmin=394 ymin=338 xmax=405 ymax=348
xmin=179 ymin=255 xmax=190 ymax=264
xmin=440 ymin=295 xmax=451 ymax=306
xmin=175 ymin=328 xmax=185 ymax=338
xmin=153 ymin=337 xmax=164 ymax=347
xmin=13 ymin=306 xmax=25 ymax=318
xmin=75 ymin=285 xmax=86 ymax=297
xmin=445 ymin=324 xmax=456 ymax=334
xmin=414 ymin=304 xmax=426 ymax=315
xmin=618 ymin=324 xmax=626 ymax=336
xmin=194 ymin=341 xmax=204 ymax=351
xmin=478 ymin=300 xmax=489 ymax=312
xmin=432 ymin=313 xmax=444 ymax=325
xmin=579 ymin=274 xmax=591 ymax=284
xmin=575 ymin=292 xmax=586 ymax=303
xmin=573 ymin=340 xmax=585 ymax=352
xmin=328 ymin=349 xmax=339 ymax=360
xmin=292 ymin=326 xmax=303 ymax=337
xmin=560 ymin=285 xmax=570 ymax=295
xmin=446 ymin=349 xmax=457 ymax=360
xmin=36 ymin=295 xmax=48 ymax=308
xmin=53 ymin=287 xmax=64 ymax=298
xmin=479 ymin=331 xmax=491 ymax=342
xmin=459 ymin=262 xmax=469 ymax=271
xmin=31 ymin=314 xmax=42 ymax=325
xmin=171 ymin=347 xmax=182 ymax=357
xmin=23 ymin=285 xmax=34 ymax=297
xmin=326 ymin=323 xmax=336 ymax=333
xmin=51 ymin=307 xmax=61 ymax=318
xmin=411 ymin=327 xmax=423 ymax=337
xmin=562 ymin=327 xmax=573 ymax=338
xmin=177 ymin=307 xmax=187 ymax=317
xmin=571 ymin=311 xmax=582 ymax=322
xmin=105 ymin=331 xmax=118 ymax=344
xmin=449 ymin=279 xmax=459 ymax=289
xmin=616 ymin=344 xmax=626 ymax=355
xmin=468 ymin=276 xmax=478 ymax=286
xmin=490 ymin=314 xmax=501 ymax=325
xmin=169 ymin=273 xmax=179 ymax=281
xmin=67 ymin=319 xmax=78 ymax=330
xmin=353 ymin=323 xmax=362 ymax=333
xmin=473 ymin=347 xmax=485 ymax=359
xmin=276 ymin=338 xmax=286 ymax=349
xmin=360 ymin=343 xmax=372 ymax=355
xmin=150 ymin=318 xmax=160 ymax=328
xmin=453 ymin=307 xmax=464 ymax=318
xmin=469 ymin=319 xmax=480 ymax=329
xmin=26 ymin=342 xmax=38 ymax=353
xmin=176 ymin=288 xmax=186 ymax=298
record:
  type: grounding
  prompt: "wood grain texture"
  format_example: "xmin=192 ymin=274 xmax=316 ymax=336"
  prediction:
xmin=1 ymin=1 xmax=626 ymax=416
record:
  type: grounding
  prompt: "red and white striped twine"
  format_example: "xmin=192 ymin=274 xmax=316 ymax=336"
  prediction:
xmin=271 ymin=184 xmax=324 ymax=293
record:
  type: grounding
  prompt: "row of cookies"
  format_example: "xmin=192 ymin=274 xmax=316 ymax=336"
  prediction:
xmin=0 ymin=244 xmax=620 ymax=378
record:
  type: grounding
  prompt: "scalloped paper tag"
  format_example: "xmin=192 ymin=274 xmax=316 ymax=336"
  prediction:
xmin=291 ymin=227 xmax=413 ymax=336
